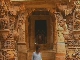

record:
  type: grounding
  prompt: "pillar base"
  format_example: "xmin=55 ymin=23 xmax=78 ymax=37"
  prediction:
xmin=55 ymin=53 xmax=66 ymax=60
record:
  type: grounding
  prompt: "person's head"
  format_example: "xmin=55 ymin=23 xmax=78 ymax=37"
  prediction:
xmin=36 ymin=45 xmax=40 ymax=53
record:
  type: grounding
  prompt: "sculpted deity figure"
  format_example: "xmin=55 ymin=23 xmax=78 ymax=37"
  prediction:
xmin=58 ymin=19 xmax=69 ymax=42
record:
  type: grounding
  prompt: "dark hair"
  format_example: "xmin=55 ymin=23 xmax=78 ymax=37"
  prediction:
xmin=36 ymin=45 xmax=40 ymax=51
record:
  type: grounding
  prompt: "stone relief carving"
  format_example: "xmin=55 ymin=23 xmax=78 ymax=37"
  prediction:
xmin=0 ymin=49 xmax=17 ymax=60
xmin=66 ymin=16 xmax=73 ymax=31
xmin=0 ymin=4 xmax=18 ymax=60
xmin=0 ymin=18 xmax=8 ymax=30
xmin=8 ymin=5 xmax=18 ymax=16
xmin=66 ymin=10 xmax=80 ymax=60
xmin=0 ymin=1 xmax=80 ymax=60
xmin=3 ymin=40 xmax=15 ymax=49
xmin=0 ymin=3 xmax=9 ymax=30
xmin=56 ymin=13 xmax=65 ymax=42
xmin=56 ymin=13 xmax=69 ymax=41
xmin=74 ymin=11 xmax=80 ymax=30
xmin=17 ymin=13 xmax=25 ymax=43
xmin=0 ymin=4 xmax=7 ymax=18
xmin=9 ymin=17 xmax=15 ymax=33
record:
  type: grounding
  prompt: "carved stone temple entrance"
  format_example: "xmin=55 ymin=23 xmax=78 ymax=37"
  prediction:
xmin=27 ymin=8 xmax=56 ymax=60
xmin=0 ymin=0 xmax=70 ymax=60
xmin=28 ymin=8 xmax=56 ymax=50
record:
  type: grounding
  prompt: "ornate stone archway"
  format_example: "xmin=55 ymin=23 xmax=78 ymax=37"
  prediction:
xmin=26 ymin=7 xmax=56 ymax=50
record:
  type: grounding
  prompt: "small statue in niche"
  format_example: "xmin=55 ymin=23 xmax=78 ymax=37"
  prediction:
xmin=0 ymin=19 xmax=8 ymax=30
xmin=17 ymin=20 xmax=24 ymax=43
xmin=9 ymin=17 xmax=15 ymax=33
xmin=59 ymin=19 xmax=69 ymax=34
xmin=3 ymin=20 xmax=8 ymax=29
xmin=0 ymin=1 xmax=7 ymax=18
xmin=58 ymin=19 xmax=69 ymax=40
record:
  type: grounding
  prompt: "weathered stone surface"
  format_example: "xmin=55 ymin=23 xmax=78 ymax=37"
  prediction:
xmin=57 ymin=43 xmax=66 ymax=53
xmin=55 ymin=53 xmax=66 ymax=60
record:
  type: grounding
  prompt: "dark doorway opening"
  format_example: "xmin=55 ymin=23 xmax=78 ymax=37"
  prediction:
xmin=35 ymin=20 xmax=47 ymax=44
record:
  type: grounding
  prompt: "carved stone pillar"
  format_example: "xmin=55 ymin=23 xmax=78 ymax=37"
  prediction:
xmin=17 ymin=12 xmax=27 ymax=53
xmin=55 ymin=28 xmax=66 ymax=60
xmin=17 ymin=11 xmax=27 ymax=60
xmin=0 ymin=29 xmax=17 ymax=60
xmin=55 ymin=13 xmax=66 ymax=60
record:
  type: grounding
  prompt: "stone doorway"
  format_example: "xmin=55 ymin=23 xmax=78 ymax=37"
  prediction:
xmin=35 ymin=20 xmax=47 ymax=44
xmin=28 ymin=9 xmax=56 ymax=50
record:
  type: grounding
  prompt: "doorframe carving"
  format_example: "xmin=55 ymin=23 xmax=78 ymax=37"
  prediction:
xmin=25 ymin=6 xmax=57 ymax=50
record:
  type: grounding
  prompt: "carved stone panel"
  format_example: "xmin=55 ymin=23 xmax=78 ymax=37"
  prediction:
xmin=17 ymin=13 xmax=26 ymax=43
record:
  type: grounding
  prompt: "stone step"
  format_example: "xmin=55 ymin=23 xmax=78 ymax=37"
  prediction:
xmin=27 ymin=50 xmax=55 ymax=60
